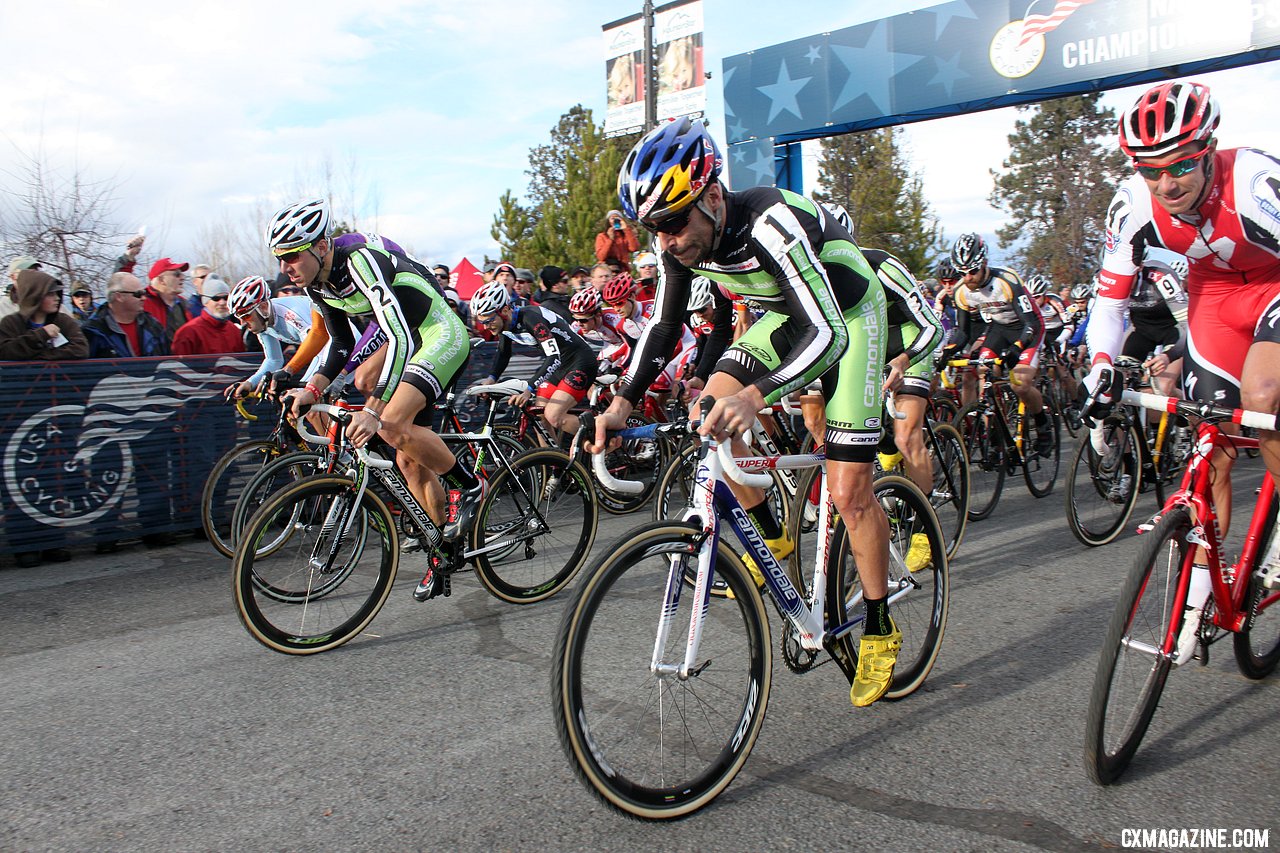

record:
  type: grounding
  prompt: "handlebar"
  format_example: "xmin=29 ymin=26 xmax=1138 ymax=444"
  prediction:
xmin=1120 ymin=389 xmax=1279 ymax=432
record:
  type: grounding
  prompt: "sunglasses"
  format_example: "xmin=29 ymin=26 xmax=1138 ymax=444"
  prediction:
xmin=641 ymin=207 xmax=693 ymax=235
xmin=205 ymin=295 xmax=229 ymax=303
xmin=435 ymin=273 xmax=449 ymax=280
xmin=274 ymin=242 xmax=314 ymax=263
xmin=278 ymin=286 xmax=303 ymax=295
xmin=115 ymin=289 xmax=146 ymax=298
xmin=476 ymin=314 xmax=502 ymax=327
xmin=572 ymin=314 xmax=597 ymax=322
xmin=1133 ymin=147 xmax=1210 ymax=180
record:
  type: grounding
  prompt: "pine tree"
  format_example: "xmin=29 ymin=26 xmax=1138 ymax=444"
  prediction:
xmin=990 ymin=94 xmax=1128 ymax=285
xmin=813 ymin=127 xmax=943 ymax=276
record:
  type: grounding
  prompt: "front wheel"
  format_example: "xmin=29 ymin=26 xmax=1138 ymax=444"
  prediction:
xmin=927 ymin=422 xmax=969 ymax=560
xmin=552 ymin=521 xmax=771 ymax=820
xmin=1065 ymin=423 xmax=1141 ymax=547
xmin=233 ymin=475 xmax=398 ymax=655
xmin=1084 ymin=506 xmax=1191 ymax=784
xmin=828 ymin=476 xmax=949 ymax=700
xmin=957 ymin=403 xmax=1005 ymax=521
xmin=470 ymin=448 xmax=598 ymax=604
xmin=1023 ymin=409 xmax=1061 ymax=498
xmin=202 ymin=440 xmax=281 ymax=558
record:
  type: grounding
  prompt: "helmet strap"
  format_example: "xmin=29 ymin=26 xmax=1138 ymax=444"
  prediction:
xmin=696 ymin=190 xmax=725 ymax=257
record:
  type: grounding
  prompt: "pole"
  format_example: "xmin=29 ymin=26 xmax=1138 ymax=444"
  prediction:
xmin=642 ymin=0 xmax=657 ymax=130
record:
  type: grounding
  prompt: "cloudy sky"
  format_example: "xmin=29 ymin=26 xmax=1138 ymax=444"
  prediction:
xmin=3 ymin=0 xmax=1278 ymax=277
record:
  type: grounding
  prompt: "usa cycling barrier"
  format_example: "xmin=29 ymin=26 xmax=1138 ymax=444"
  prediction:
xmin=0 ymin=355 xmax=270 ymax=555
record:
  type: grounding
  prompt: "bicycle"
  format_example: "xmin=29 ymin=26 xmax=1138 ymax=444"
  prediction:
xmin=232 ymin=400 xmax=599 ymax=655
xmin=552 ymin=408 xmax=949 ymax=819
xmin=1084 ymin=388 xmax=1280 ymax=784
xmin=1064 ymin=357 xmax=1194 ymax=547
xmin=953 ymin=356 xmax=1061 ymax=520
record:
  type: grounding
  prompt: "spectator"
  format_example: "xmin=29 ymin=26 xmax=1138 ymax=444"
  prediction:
xmin=589 ymin=262 xmax=612 ymax=292
xmin=482 ymin=261 xmax=497 ymax=283
xmin=0 ymin=268 xmax=89 ymax=361
xmin=534 ymin=265 xmax=574 ymax=321
xmin=69 ymin=283 xmax=96 ymax=321
xmin=172 ymin=278 xmax=246 ymax=355
xmin=144 ymin=258 xmax=191 ymax=342
xmin=114 ymin=233 xmax=146 ymax=274
xmin=431 ymin=264 xmax=452 ymax=291
xmin=634 ymin=251 xmax=659 ymax=301
xmin=2 ymin=256 xmax=41 ymax=320
xmin=594 ymin=208 xmax=640 ymax=266
xmin=568 ymin=266 xmax=590 ymax=293
xmin=186 ymin=264 xmax=212 ymax=317
xmin=82 ymin=273 xmax=171 ymax=358
xmin=492 ymin=262 xmax=521 ymax=305
xmin=514 ymin=268 xmax=536 ymax=302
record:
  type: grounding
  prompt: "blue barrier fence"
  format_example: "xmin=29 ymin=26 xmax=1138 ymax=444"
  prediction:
xmin=0 ymin=341 xmax=539 ymax=554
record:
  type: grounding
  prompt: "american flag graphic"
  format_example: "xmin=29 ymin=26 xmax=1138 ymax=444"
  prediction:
xmin=1018 ymin=0 xmax=1098 ymax=47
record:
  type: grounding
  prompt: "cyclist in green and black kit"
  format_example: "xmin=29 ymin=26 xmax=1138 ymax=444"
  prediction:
xmin=271 ymin=199 xmax=479 ymax=602
xmin=589 ymin=118 xmax=901 ymax=707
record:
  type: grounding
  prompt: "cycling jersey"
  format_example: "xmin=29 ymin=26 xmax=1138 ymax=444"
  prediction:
xmin=488 ymin=303 xmax=597 ymax=400
xmin=950 ymin=267 xmax=1044 ymax=352
xmin=245 ymin=296 xmax=314 ymax=386
xmin=619 ymin=186 xmax=888 ymax=462
xmin=863 ymin=249 xmax=944 ymax=367
xmin=309 ymin=242 xmax=468 ymax=405
xmin=1091 ymin=147 xmax=1280 ymax=406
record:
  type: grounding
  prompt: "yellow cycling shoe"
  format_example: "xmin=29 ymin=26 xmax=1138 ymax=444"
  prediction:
xmin=739 ymin=530 xmax=795 ymax=588
xmin=877 ymin=451 xmax=903 ymax=472
xmin=850 ymin=619 xmax=902 ymax=707
xmin=904 ymin=532 xmax=932 ymax=574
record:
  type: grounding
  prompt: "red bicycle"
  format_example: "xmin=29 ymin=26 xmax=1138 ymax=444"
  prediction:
xmin=1085 ymin=388 xmax=1280 ymax=784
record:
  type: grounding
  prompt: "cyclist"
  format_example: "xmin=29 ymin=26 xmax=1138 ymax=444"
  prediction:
xmin=270 ymin=199 xmax=479 ymax=602
xmin=680 ymin=275 xmax=734 ymax=401
xmin=1086 ymin=80 xmax=1280 ymax=606
xmin=590 ymin=117 xmax=901 ymax=707
xmin=1120 ymin=247 xmax=1188 ymax=397
xmin=225 ymin=276 xmax=316 ymax=398
xmin=943 ymin=232 xmax=1052 ymax=455
xmin=472 ymin=279 xmax=597 ymax=442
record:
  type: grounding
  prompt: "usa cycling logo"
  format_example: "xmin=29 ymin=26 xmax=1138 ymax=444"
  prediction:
xmin=3 ymin=358 xmax=246 ymax=527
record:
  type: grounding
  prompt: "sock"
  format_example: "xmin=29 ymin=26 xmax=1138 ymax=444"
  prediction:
xmin=864 ymin=595 xmax=893 ymax=636
xmin=746 ymin=501 xmax=782 ymax=541
xmin=443 ymin=461 xmax=479 ymax=492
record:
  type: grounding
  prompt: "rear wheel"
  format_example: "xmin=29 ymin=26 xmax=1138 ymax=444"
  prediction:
xmin=202 ymin=440 xmax=281 ymax=558
xmin=927 ymin=422 xmax=969 ymax=560
xmin=1065 ymin=422 xmax=1141 ymax=547
xmin=1023 ymin=409 xmax=1061 ymax=497
xmin=957 ymin=403 xmax=1005 ymax=521
xmin=1235 ymin=491 xmax=1280 ymax=678
xmin=1085 ymin=506 xmax=1190 ymax=784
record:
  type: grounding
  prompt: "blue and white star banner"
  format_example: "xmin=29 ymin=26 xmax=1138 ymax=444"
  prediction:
xmin=723 ymin=0 xmax=1280 ymax=185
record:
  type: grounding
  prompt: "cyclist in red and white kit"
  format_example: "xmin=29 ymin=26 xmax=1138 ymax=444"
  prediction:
xmin=1086 ymin=81 xmax=1280 ymax=575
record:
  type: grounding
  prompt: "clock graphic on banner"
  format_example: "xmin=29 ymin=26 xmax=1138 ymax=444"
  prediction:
xmin=989 ymin=20 xmax=1045 ymax=79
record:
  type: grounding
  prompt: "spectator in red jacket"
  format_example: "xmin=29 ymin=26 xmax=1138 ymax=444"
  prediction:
xmin=144 ymin=258 xmax=191 ymax=343
xmin=172 ymin=278 xmax=246 ymax=355
xmin=594 ymin=209 xmax=640 ymax=266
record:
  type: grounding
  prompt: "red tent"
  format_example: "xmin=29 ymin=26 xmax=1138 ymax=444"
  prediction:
xmin=449 ymin=258 xmax=485 ymax=300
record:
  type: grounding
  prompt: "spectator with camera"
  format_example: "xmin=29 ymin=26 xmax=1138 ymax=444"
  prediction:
xmin=595 ymin=208 xmax=640 ymax=267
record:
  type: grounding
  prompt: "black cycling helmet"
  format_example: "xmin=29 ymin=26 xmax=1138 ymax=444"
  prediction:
xmin=950 ymin=232 xmax=988 ymax=273
xmin=935 ymin=259 xmax=959 ymax=281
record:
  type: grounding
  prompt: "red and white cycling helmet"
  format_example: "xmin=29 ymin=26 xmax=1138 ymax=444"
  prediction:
xmin=569 ymin=287 xmax=602 ymax=316
xmin=1119 ymin=81 xmax=1220 ymax=159
xmin=229 ymin=276 xmax=272 ymax=322
xmin=469 ymin=281 xmax=510 ymax=317
xmin=602 ymin=271 xmax=635 ymax=306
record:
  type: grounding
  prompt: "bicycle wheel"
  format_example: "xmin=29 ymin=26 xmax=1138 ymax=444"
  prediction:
xmin=552 ymin=521 xmax=771 ymax=820
xmin=927 ymin=422 xmax=969 ymax=560
xmin=1152 ymin=416 xmax=1192 ymax=507
xmin=231 ymin=450 xmax=328 ymax=555
xmin=202 ymin=440 xmax=282 ymax=559
xmin=1023 ymin=410 xmax=1061 ymax=497
xmin=233 ymin=475 xmax=398 ymax=655
xmin=596 ymin=415 xmax=665 ymax=514
xmin=469 ymin=448 xmax=597 ymax=603
xmin=957 ymin=403 xmax=1005 ymax=521
xmin=827 ymin=475 xmax=948 ymax=700
xmin=928 ymin=393 xmax=959 ymax=425
xmin=1084 ymin=506 xmax=1190 ymax=784
xmin=1065 ymin=423 xmax=1141 ymax=547
xmin=651 ymin=441 xmax=698 ymax=522
xmin=1235 ymin=491 xmax=1280 ymax=678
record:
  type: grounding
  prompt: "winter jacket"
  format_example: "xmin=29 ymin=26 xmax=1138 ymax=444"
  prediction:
xmin=0 ymin=269 xmax=89 ymax=360
xmin=171 ymin=311 xmax=248 ymax=356
xmin=143 ymin=286 xmax=189 ymax=342
xmin=82 ymin=304 xmax=171 ymax=358
xmin=594 ymin=225 xmax=640 ymax=265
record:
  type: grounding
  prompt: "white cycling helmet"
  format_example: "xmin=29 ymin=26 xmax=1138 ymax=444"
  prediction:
xmin=1070 ymin=282 xmax=1093 ymax=301
xmin=687 ymin=275 xmax=713 ymax=312
xmin=266 ymin=199 xmax=331 ymax=255
xmin=822 ymin=202 xmax=853 ymax=235
xmin=469 ymin=281 xmax=510 ymax=317
xmin=229 ymin=276 xmax=272 ymax=321
xmin=1024 ymin=274 xmax=1051 ymax=297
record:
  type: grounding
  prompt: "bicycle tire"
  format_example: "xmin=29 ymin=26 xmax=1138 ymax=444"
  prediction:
xmin=233 ymin=474 xmax=397 ymax=655
xmin=552 ymin=521 xmax=771 ymax=820
xmin=1084 ymin=506 xmax=1190 ymax=785
xmin=1065 ymin=424 xmax=1141 ymax=547
xmin=231 ymin=450 xmax=329 ymax=555
xmin=827 ymin=475 xmax=948 ymax=700
xmin=470 ymin=447 xmax=598 ymax=604
xmin=1023 ymin=410 xmax=1061 ymax=498
xmin=1235 ymin=489 xmax=1280 ymax=678
xmin=202 ymin=440 xmax=282 ymax=559
xmin=928 ymin=422 xmax=970 ymax=560
xmin=1152 ymin=417 xmax=1192 ymax=508
xmin=957 ymin=403 xmax=1005 ymax=521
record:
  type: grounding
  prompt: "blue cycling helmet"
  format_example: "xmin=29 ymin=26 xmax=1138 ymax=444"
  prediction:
xmin=618 ymin=117 xmax=723 ymax=226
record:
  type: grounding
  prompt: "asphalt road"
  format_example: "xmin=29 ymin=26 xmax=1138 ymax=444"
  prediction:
xmin=2 ymin=446 xmax=1278 ymax=852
